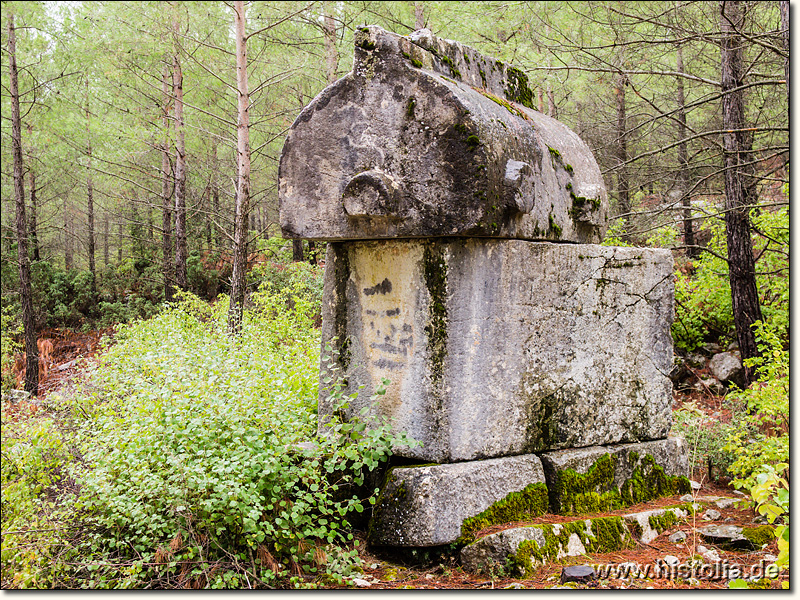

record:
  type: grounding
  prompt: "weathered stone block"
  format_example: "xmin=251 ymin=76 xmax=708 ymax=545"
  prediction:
xmin=320 ymin=239 xmax=675 ymax=462
xmin=461 ymin=516 xmax=632 ymax=575
xmin=279 ymin=26 xmax=607 ymax=243
xmin=539 ymin=438 xmax=691 ymax=515
xmin=368 ymin=454 xmax=547 ymax=547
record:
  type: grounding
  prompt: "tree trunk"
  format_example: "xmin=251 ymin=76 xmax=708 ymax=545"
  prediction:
xmin=720 ymin=0 xmax=763 ymax=386
xmin=8 ymin=13 xmax=38 ymax=396
xmin=118 ymin=218 xmax=123 ymax=263
xmin=28 ymin=162 xmax=40 ymax=262
xmin=104 ymin=213 xmax=109 ymax=266
xmin=614 ymin=59 xmax=631 ymax=238
xmin=64 ymin=199 xmax=73 ymax=270
xmin=675 ymin=38 xmax=697 ymax=258
xmin=172 ymin=17 xmax=188 ymax=290
xmin=414 ymin=1 xmax=425 ymax=29
xmin=780 ymin=0 xmax=789 ymax=112
xmin=86 ymin=76 xmax=96 ymax=296
xmin=292 ymin=239 xmax=304 ymax=262
xmin=161 ymin=58 xmax=175 ymax=302
xmin=227 ymin=0 xmax=252 ymax=335
xmin=211 ymin=135 xmax=220 ymax=251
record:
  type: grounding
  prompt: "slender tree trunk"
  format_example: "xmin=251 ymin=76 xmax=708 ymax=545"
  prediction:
xmin=779 ymin=0 xmax=789 ymax=118
xmin=228 ymin=0 xmax=252 ymax=335
xmin=414 ymin=1 xmax=425 ymax=29
xmin=537 ymin=88 xmax=544 ymax=113
xmin=8 ymin=13 xmax=38 ymax=396
xmin=547 ymin=86 xmax=557 ymax=119
xmin=172 ymin=17 xmax=188 ymax=290
xmin=720 ymin=0 xmax=763 ymax=386
xmin=118 ymin=218 xmax=123 ymax=263
xmin=675 ymin=38 xmax=696 ymax=258
xmin=292 ymin=239 xmax=304 ymax=262
xmin=104 ymin=213 xmax=109 ymax=266
xmin=64 ymin=199 xmax=73 ymax=270
xmin=28 ymin=162 xmax=40 ymax=262
xmin=615 ymin=66 xmax=631 ymax=235
xmin=86 ymin=76 xmax=96 ymax=296
xmin=161 ymin=59 xmax=175 ymax=302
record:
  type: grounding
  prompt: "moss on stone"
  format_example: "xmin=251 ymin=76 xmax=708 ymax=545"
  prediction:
xmin=548 ymin=213 xmax=562 ymax=238
xmin=466 ymin=134 xmax=480 ymax=149
xmin=504 ymin=66 xmax=534 ymax=109
xmin=553 ymin=453 xmax=623 ymax=515
xmin=742 ymin=525 xmax=774 ymax=547
xmin=512 ymin=516 xmax=631 ymax=576
xmin=648 ymin=510 xmax=678 ymax=533
xmin=553 ymin=454 xmax=692 ymax=516
xmin=423 ymin=244 xmax=448 ymax=388
xmin=475 ymin=88 xmax=529 ymax=121
xmin=406 ymin=96 xmax=416 ymax=118
xmin=458 ymin=483 xmax=549 ymax=545
xmin=620 ymin=455 xmax=691 ymax=505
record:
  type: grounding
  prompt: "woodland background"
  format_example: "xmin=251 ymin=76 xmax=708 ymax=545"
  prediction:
xmin=0 ymin=0 xmax=790 ymax=590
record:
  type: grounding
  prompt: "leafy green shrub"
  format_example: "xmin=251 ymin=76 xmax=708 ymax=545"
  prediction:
xmin=1 ymin=304 xmax=22 ymax=394
xmin=250 ymin=260 xmax=324 ymax=318
xmin=671 ymin=399 xmax=738 ymax=481
xmin=672 ymin=208 xmax=788 ymax=353
xmin=2 ymin=287 xmax=411 ymax=588
xmin=723 ymin=322 xmax=788 ymax=489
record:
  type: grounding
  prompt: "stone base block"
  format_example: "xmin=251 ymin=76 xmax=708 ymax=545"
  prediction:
xmin=461 ymin=516 xmax=633 ymax=576
xmin=320 ymin=239 xmax=675 ymax=463
xmin=368 ymin=454 xmax=547 ymax=547
xmin=539 ymin=437 xmax=690 ymax=515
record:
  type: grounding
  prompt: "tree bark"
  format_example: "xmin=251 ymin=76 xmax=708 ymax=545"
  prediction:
xmin=675 ymin=36 xmax=697 ymax=258
xmin=227 ymin=0 xmax=252 ymax=335
xmin=161 ymin=58 xmax=175 ymax=302
xmin=28 ymin=161 xmax=40 ymax=262
xmin=172 ymin=16 xmax=188 ymax=291
xmin=86 ymin=75 xmax=96 ymax=296
xmin=8 ymin=13 xmax=38 ymax=396
xmin=720 ymin=0 xmax=763 ymax=386
xmin=292 ymin=239 xmax=304 ymax=262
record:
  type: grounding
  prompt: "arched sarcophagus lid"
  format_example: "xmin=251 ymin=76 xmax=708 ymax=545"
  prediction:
xmin=279 ymin=25 xmax=608 ymax=243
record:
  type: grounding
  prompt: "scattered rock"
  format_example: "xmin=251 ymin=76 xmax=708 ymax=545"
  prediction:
xmin=561 ymin=565 xmax=596 ymax=584
xmin=694 ymin=377 xmax=725 ymax=395
xmin=724 ymin=517 xmax=735 ymax=523
xmin=352 ymin=578 xmax=372 ymax=588
xmin=669 ymin=531 xmax=687 ymax=543
xmin=680 ymin=494 xmax=694 ymax=502
xmin=708 ymin=352 xmax=745 ymax=388
xmin=663 ymin=555 xmax=680 ymax=567
xmin=424 ymin=574 xmax=434 ymax=580
xmin=503 ymin=583 xmax=526 ymax=589
xmin=690 ymin=480 xmax=702 ymax=491
xmin=702 ymin=342 xmax=723 ymax=355
xmin=764 ymin=554 xmax=778 ymax=562
xmin=704 ymin=509 xmax=722 ymax=521
xmin=699 ymin=524 xmax=755 ymax=549
xmin=696 ymin=545 xmax=708 ymax=553
xmin=715 ymin=497 xmax=739 ymax=509
xmin=686 ymin=353 xmax=706 ymax=369
xmin=703 ymin=549 xmax=721 ymax=563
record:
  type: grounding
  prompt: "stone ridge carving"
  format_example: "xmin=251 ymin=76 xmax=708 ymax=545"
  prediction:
xmin=279 ymin=25 xmax=608 ymax=243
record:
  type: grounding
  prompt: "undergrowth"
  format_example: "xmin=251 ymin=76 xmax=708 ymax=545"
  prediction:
xmin=1 ymin=284 xmax=411 ymax=589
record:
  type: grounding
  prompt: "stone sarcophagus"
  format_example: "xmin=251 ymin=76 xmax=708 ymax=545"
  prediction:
xmin=279 ymin=26 xmax=688 ymax=548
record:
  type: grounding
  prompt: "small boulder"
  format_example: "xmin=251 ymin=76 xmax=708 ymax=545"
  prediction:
xmin=686 ymin=353 xmax=706 ymax=369
xmin=561 ymin=565 xmax=596 ymax=584
xmin=663 ymin=555 xmax=680 ymax=567
xmin=708 ymin=352 xmax=745 ymax=388
xmin=704 ymin=509 xmax=722 ymax=521
xmin=669 ymin=531 xmax=687 ymax=544
xmin=699 ymin=524 xmax=755 ymax=549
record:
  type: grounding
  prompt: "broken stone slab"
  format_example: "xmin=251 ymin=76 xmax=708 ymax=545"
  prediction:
xmin=460 ymin=515 xmax=633 ymax=575
xmin=319 ymin=239 xmax=675 ymax=462
xmin=698 ymin=524 xmax=756 ymax=550
xmin=279 ymin=26 xmax=607 ymax=244
xmin=538 ymin=438 xmax=690 ymax=515
xmin=621 ymin=504 xmax=695 ymax=544
xmin=369 ymin=453 xmax=547 ymax=547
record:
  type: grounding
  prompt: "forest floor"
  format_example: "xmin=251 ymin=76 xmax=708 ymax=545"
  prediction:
xmin=6 ymin=330 xmax=788 ymax=590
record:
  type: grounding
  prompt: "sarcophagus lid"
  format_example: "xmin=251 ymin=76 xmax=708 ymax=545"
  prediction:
xmin=279 ymin=26 xmax=608 ymax=243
